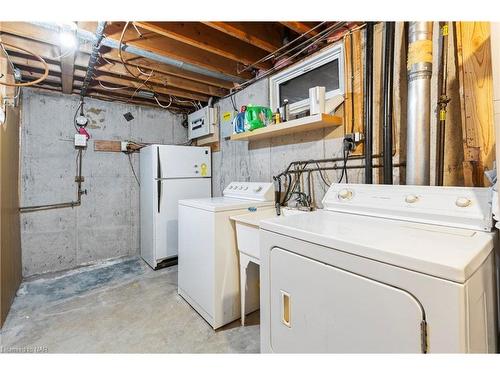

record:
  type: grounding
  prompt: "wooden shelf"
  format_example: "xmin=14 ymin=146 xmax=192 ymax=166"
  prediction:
xmin=229 ymin=113 xmax=342 ymax=141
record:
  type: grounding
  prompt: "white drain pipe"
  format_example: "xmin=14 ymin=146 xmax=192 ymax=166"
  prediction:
xmin=406 ymin=22 xmax=433 ymax=185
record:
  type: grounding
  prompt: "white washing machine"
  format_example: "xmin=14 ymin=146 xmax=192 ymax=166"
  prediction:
xmin=260 ymin=183 xmax=498 ymax=353
xmin=178 ymin=181 xmax=274 ymax=329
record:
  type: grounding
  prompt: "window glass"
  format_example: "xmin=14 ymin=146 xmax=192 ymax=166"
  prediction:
xmin=278 ymin=59 xmax=340 ymax=106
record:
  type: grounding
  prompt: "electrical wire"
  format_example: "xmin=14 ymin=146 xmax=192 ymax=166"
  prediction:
xmin=128 ymin=153 xmax=140 ymax=186
xmin=238 ymin=21 xmax=327 ymax=74
xmin=154 ymin=95 xmax=172 ymax=109
xmin=0 ymin=42 xmax=49 ymax=87
xmin=98 ymin=80 xmax=130 ymax=90
xmin=230 ymin=23 xmax=362 ymax=95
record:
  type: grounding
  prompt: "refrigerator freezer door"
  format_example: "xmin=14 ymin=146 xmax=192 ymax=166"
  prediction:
xmin=158 ymin=145 xmax=211 ymax=179
xmin=155 ymin=178 xmax=212 ymax=260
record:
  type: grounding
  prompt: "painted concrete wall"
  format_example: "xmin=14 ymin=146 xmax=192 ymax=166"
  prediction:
xmin=20 ymin=89 xmax=186 ymax=276
xmin=212 ymin=78 xmax=369 ymax=207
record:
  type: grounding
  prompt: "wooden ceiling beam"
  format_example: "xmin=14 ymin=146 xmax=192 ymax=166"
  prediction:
xmin=0 ymin=34 xmax=89 ymax=68
xmin=87 ymin=85 xmax=192 ymax=109
xmin=280 ymin=22 xmax=320 ymax=36
xmin=202 ymin=22 xmax=283 ymax=53
xmin=92 ymin=72 xmax=209 ymax=102
xmin=2 ymin=35 xmax=210 ymax=102
xmin=105 ymin=22 xmax=253 ymax=81
xmin=94 ymin=58 xmax=227 ymax=97
xmin=2 ymin=22 xmax=235 ymax=90
xmin=134 ymin=22 xmax=272 ymax=70
xmin=59 ymin=30 xmax=76 ymax=94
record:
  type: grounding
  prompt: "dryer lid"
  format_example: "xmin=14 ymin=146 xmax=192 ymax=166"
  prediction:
xmin=322 ymin=184 xmax=493 ymax=232
xmin=260 ymin=210 xmax=495 ymax=283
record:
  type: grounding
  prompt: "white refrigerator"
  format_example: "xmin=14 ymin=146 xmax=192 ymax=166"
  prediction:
xmin=140 ymin=144 xmax=212 ymax=269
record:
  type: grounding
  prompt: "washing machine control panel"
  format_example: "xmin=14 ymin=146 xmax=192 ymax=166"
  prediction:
xmin=322 ymin=183 xmax=493 ymax=231
xmin=223 ymin=182 xmax=274 ymax=202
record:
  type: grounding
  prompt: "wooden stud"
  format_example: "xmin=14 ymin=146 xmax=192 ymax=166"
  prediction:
xmin=455 ymin=22 xmax=495 ymax=187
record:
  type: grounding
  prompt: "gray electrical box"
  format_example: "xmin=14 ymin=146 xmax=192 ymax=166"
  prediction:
xmin=188 ymin=106 xmax=217 ymax=140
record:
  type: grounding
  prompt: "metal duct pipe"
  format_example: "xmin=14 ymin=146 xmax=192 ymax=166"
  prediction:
xmin=80 ymin=21 xmax=106 ymax=97
xmin=382 ymin=22 xmax=395 ymax=184
xmin=364 ymin=22 xmax=374 ymax=184
xmin=31 ymin=22 xmax=243 ymax=83
xmin=406 ymin=22 xmax=433 ymax=185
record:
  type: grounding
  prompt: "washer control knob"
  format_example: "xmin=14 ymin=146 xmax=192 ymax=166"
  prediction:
xmin=254 ymin=186 xmax=263 ymax=193
xmin=244 ymin=186 xmax=248 ymax=190
xmin=338 ymin=189 xmax=353 ymax=200
xmin=405 ymin=194 xmax=419 ymax=204
xmin=456 ymin=197 xmax=471 ymax=208
xmin=239 ymin=186 xmax=244 ymax=190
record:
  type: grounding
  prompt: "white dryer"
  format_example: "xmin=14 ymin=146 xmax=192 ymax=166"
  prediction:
xmin=260 ymin=183 xmax=498 ymax=353
xmin=178 ymin=181 xmax=274 ymax=329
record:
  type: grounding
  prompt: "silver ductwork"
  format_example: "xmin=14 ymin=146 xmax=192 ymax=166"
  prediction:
xmin=406 ymin=22 xmax=433 ymax=185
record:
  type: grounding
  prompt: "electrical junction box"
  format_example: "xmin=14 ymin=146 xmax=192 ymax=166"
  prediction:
xmin=188 ymin=106 xmax=217 ymax=140
xmin=74 ymin=133 xmax=87 ymax=148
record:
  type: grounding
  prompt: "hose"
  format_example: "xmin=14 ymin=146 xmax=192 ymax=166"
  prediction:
xmin=0 ymin=42 xmax=49 ymax=87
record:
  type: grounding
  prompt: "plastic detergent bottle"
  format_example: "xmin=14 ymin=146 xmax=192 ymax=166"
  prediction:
xmin=233 ymin=112 xmax=246 ymax=133
xmin=244 ymin=105 xmax=273 ymax=131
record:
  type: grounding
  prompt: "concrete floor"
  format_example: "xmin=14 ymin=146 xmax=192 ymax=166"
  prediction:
xmin=0 ymin=257 xmax=260 ymax=353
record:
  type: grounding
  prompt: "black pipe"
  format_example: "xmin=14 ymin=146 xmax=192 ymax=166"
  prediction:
xmin=382 ymin=22 xmax=395 ymax=184
xmin=364 ymin=22 xmax=374 ymax=183
xmin=435 ymin=22 xmax=450 ymax=186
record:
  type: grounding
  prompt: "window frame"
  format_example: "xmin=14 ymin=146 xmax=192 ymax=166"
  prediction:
xmin=269 ymin=42 xmax=345 ymax=115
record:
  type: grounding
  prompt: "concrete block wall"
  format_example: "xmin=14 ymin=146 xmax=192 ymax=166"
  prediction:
xmin=20 ymin=89 xmax=186 ymax=277
xmin=212 ymin=78 xmax=366 ymax=206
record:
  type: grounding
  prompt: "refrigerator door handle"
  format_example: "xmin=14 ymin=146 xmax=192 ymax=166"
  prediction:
xmin=157 ymin=180 xmax=162 ymax=213
xmin=157 ymin=147 xmax=162 ymax=179
xmin=157 ymin=147 xmax=162 ymax=213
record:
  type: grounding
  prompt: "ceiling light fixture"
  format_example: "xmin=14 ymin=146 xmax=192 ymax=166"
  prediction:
xmin=59 ymin=22 xmax=78 ymax=50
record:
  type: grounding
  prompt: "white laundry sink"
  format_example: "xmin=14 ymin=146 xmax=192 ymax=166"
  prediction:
xmin=231 ymin=207 xmax=307 ymax=261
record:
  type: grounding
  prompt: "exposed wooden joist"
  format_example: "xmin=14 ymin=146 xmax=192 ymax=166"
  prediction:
xmin=94 ymin=59 xmax=227 ymax=97
xmin=134 ymin=22 xmax=272 ymax=70
xmin=202 ymin=22 xmax=283 ymax=53
xmin=105 ymin=22 xmax=253 ymax=80
xmin=0 ymin=34 xmax=89 ymax=68
xmin=59 ymin=30 xmax=76 ymax=94
xmin=2 ymin=35 xmax=213 ymax=102
xmin=280 ymin=22 xmax=320 ymax=36
xmin=92 ymin=72 xmax=209 ymax=101
xmin=1 ymin=22 xmax=235 ymax=90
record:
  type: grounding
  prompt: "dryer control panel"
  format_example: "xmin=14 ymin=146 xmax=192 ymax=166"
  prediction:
xmin=322 ymin=183 xmax=493 ymax=231
xmin=223 ymin=182 xmax=274 ymax=202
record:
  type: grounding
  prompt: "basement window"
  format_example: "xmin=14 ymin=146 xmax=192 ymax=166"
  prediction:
xmin=269 ymin=43 xmax=344 ymax=115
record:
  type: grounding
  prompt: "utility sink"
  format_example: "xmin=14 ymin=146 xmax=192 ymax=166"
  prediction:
xmin=231 ymin=207 xmax=307 ymax=261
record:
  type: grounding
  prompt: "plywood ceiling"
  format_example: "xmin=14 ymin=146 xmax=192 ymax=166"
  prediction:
xmin=0 ymin=21 xmax=335 ymax=112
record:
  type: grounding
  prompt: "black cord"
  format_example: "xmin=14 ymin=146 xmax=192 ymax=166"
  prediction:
xmin=128 ymin=153 xmax=140 ymax=186
xmin=73 ymin=100 xmax=83 ymax=131
xmin=229 ymin=91 xmax=238 ymax=112
xmin=338 ymin=148 xmax=350 ymax=183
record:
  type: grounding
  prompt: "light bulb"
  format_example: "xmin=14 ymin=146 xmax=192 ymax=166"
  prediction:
xmin=59 ymin=31 xmax=77 ymax=50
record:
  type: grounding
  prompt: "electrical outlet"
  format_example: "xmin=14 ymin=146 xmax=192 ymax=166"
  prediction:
xmin=344 ymin=132 xmax=365 ymax=144
xmin=74 ymin=134 xmax=87 ymax=148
